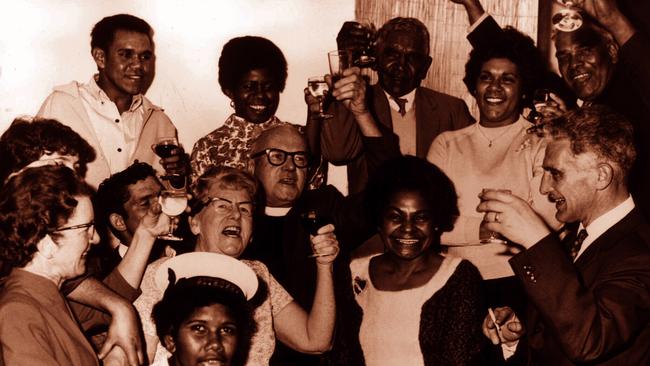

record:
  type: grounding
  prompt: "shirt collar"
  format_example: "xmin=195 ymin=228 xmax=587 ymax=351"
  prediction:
xmin=228 ymin=113 xmax=277 ymax=126
xmin=264 ymin=206 xmax=291 ymax=217
xmin=384 ymin=88 xmax=416 ymax=113
xmin=576 ymin=195 xmax=634 ymax=260
xmin=88 ymin=74 xmax=144 ymax=112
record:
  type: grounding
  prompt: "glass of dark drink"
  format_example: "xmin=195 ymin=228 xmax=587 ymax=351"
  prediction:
xmin=152 ymin=137 xmax=187 ymax=241
xmin=152 ymin=137 xmax=178 ymax=159
xmin=301 ymin=209 xmax=330 ymax=236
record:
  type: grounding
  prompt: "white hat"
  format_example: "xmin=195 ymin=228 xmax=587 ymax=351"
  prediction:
xmin=154 ymin=252 xmax=258 ymax=300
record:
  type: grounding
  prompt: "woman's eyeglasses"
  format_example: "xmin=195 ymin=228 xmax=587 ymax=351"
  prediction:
xmin=250 ymin=148 xmax=310 ymax=168
xmin=50 ymin=221 xmax=95 ymax=236
xmin=207 ymin=197 xmax=255 ymax=217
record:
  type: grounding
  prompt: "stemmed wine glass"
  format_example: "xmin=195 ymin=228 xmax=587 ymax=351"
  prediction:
xmin=308 ymin=76 xmax=333 ymax=119
xmin=151 ymin=137 xmax=187 ymax=241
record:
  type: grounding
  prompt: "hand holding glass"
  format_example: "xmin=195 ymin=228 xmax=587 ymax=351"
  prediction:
xmin=152 ymin=137 xmax=187 ymax=240
xmin=479 ymin=189 xmax=511 ymax=244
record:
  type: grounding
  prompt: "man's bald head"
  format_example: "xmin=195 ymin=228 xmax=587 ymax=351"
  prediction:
xmin=248 ymin=125 xmax=308 ymax=208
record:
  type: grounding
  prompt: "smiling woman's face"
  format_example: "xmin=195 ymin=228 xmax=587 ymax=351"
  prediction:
xmin=227 ymin=68 xmax=280 ymax=124
xmin=475 ymin=57 xmax=522 ymax=127
xmin=379 ymin=190 xmax=436 ymax=260
xmin=190 ymin=184 xmax=254 ymax=258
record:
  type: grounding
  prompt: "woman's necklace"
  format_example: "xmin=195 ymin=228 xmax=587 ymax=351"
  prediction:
xmin=476 ymin=122 xmax=517 ymax=147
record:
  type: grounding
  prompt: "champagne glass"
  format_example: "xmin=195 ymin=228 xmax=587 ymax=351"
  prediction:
xmin=552 ymin=0 xmax=583 ymax=32
xmin=479 ymin=189 xmax=510 ymax=244
xmin=308 ymin=76 xmax=333 ymax=119
xmin=157 ymin=191 xmax=187 ymax=241
xmin=328 ymin=49 xmax=354 ymax=83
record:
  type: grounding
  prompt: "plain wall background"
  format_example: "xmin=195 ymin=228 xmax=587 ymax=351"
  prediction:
xmin=0 ymin=0 xmax=354 ymax=150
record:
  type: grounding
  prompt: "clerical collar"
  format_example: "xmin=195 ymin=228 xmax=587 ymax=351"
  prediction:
xmin=384 ymin=89 xmax=416 ymax=113
xmin=264 ymin=206 xmax=291 ymax=217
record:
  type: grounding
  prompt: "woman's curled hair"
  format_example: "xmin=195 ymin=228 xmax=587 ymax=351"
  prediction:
xmin=218 ymin=36 xmax=288 ymax=94
xmin=364 ymin=155 xmax=459 ymax=233
xmin=0 ymin=165 xmax=93 ymax=271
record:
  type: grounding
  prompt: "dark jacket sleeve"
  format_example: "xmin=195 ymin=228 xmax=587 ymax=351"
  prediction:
xmin=467 ymin=15 xmax=504 ymax=49
xmin=509 ymin=233 xmax=650 ymax=363
xmin=320 ymin=101 xmax=365 ymax=164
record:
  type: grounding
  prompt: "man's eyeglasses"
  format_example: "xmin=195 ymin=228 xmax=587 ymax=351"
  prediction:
xmin=50 ymin=221 xmax=95 ymax=236
xmin=208 ymin=197 xmax=255 ymax=217
xmin=250 ymin=148 xmax=310 ymax=168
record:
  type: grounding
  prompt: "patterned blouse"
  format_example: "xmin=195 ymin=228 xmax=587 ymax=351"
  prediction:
xmin=190 ymin=114 xmax=297 ymax=181
xmin=136 ymin=257 xmax=294 ymax=366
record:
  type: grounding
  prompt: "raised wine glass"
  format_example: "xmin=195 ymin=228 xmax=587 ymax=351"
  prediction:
xmin=152 ymin=136 xmax=187 ymax=241
xmin=156 ymin=191 xmax=187 ymax=241
xmin=328 ymin=49 xmax=354 ymax=83
xmin=308 ymin=76 xmax=333 ymax=119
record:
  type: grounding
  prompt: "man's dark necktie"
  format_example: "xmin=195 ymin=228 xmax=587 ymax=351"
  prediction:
xmin=391 ymin=96 xmax=407 ymax=116
xmin=570 ymin=229 xmax=588 ymax=260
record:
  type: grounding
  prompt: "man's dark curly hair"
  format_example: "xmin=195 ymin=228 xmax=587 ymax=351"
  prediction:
xmin=152 ymin=278 xmax=256 ymax=366
xmin=91 ymin=13 xmax=154 ymax=52
xmin=463 ymin=27 xmax=546 ymax=111
xmin=0 ymin=165 xmax=94 ymax=271
xmin=364 ymin=156 xmax=459 ymax=252
xmin=218 ymin=36 xmax=288 ymax=94
xmin=0 ymin=117 xmax=96 ymax=184
xmin=94 ymin=161 xmax=158 ymax=238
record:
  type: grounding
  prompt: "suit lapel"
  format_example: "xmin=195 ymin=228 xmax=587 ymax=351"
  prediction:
xmin=372 ymin=85 xmax=393 ymax=130
xmin=575 ymin=209 xmax=644 ymax=279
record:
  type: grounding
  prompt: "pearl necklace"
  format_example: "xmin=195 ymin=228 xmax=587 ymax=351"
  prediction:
xmin=476 ymin=122 xmax=517 ymax=147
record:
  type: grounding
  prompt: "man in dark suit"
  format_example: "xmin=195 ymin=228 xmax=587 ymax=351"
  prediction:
xmin=478 ymin=105 xmax=650 ymax=365
xmin=320 ymin=17 xmax=474 ymax=194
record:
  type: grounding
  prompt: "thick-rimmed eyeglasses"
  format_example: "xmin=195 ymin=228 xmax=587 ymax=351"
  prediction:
xmin=250 ymin=148 xmax=310 ymax=168
xmin=208 ymin=197 xmax=255 ymax=217
xmin=50 ymin=221 xmax=95 ymax=236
